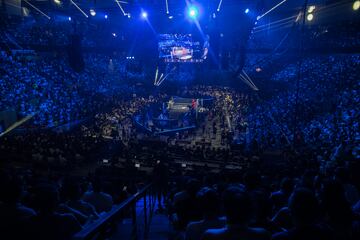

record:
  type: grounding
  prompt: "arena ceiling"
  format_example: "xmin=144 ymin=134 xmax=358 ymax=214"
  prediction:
xmin=3 ymin=0 xmax=325 ymax=14
xmin=2 ymin=0 xmax=358 ymax=24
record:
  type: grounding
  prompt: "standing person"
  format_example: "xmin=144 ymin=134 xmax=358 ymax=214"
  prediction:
xmin=153 ymin=160 xmax=168 ymax=212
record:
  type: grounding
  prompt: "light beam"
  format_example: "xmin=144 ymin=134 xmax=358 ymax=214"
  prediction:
xmin=70 ymin=0 xmax=88 ymax=18
xmin=23 ymin=0 xmax=51 ymax=19
xmin=115 ymin=0 xmax=126 ymax=16
xmin=257 ymin=0 xmax=288 ymax=20
xmin=165 ymin=0 xmax=169 ymax=14
xmin=217 ymin=0 xmax=223 ymax=12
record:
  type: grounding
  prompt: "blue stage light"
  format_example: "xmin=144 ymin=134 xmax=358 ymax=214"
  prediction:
xmin=245 ymin=8 xmax=250 ymax=14
xmin=68 ymin=16 xmax=71 ymax=21
xmin=105 ymin=14 xmax=108 ymax=19
xmin=188 ymin=6 xmax=199 ymax=19
xmin=90 ymin=9 xmax=96 ymax=17
xmin=307 ymin=14 xmax=314 ymax=21
xmin=141 ymin=11 xmax=148 ymax=19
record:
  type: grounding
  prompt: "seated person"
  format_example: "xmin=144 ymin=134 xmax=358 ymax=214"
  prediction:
xmin=26 ymin=184 xmax=82 ymax=240
xmin=185 ymin=187 xmax=225 ymax=240
xmin=82 ymin=179 xmax=113 ymax=214
xmin=203 ymin=186 xmax=270 ymax=240
xmin=62 ymin=181 xmax=99 ymax=221
xmin=0 ymin=173 xmax=36 ymax=239
xmin=172 ymin=178 xmax=202 ymax=230
xmin=273 ymin=188 xmax=334 ymax=240
xmin=270 ymin=178 xmax=294 ymax=213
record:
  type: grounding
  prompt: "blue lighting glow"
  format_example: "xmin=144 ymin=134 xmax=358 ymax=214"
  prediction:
xmin=68 ymin=16 xmax=71 ymax=21
xmin=245 ymin=8 xmax=250 ymax=14
xmin=141 ymin=11 xmax=148 ymax=19
xmin=105 ymin=14 xmax=108 ymax=19
xmin=188 ymin=6 xmax=199 ymax=19
xmin=90 ymin=9 xmax=96 ymax=17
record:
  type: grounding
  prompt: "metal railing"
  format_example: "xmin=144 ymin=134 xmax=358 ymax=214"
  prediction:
xmin=73 ymin=183 xmax=155 ymax=240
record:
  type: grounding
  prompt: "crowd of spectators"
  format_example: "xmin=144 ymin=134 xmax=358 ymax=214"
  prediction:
xmin=165 ymin=164 xmax=360 ymax=240
xmin=246 ymin=54 xmax=359 ymax=157
xmin=0 ymin=50 xmax=133 ymax=127
xmin=0 ymin=14 xmax=130 ymax=49
xmin=0 ymin=10 xmax=359 ymax=240
xmin=0 ymin=166 xmax=143 ymax=239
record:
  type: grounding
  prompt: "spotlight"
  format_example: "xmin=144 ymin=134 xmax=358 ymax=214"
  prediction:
xmin=90 ymin=9 xmax=96 ymax=16
xmin=168 ymin=15 xmax=173 ymax=19
xmin=217 ymin=0 xmax=223 ymax=12
xmin=112 ymin=33 xmax=117 ymax=37
xmin=53 ymin=0 xmax=62 ymax=5
xmin=354 ymin=1 xmax=360 ymax=11
xmin=105 ymin=14 xmax=108 ymax=19
xmin=141 ymin=11 xmax=148 ymax=19
xmin=307 ymin=14 xmax=314 ymax=21
xmin=308 ymin=5 xmax=316 ymax=13
xmin=127 ymin=13 xmax=131 ymax=18
xmin=245 ymin=8 xmax=250 ymax=14
xmin=68 ymin=16 xmax=72 ymax=21
xmin=188 ymin=6 xmax=199 ymax=19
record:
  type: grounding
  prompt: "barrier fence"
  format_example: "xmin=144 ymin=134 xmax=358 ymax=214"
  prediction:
xmin=73 ymin=183 xmax=155 ymax=240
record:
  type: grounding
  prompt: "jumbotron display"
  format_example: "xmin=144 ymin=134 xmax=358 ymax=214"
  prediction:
xmin=158 ymin=34 xmax=205 ymax=63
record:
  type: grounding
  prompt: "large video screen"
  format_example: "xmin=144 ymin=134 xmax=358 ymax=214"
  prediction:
xmin=158 ymin=34 xmax=205 ymax=63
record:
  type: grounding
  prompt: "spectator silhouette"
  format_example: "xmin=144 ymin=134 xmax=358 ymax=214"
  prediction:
xmin=203 ymin=186 xmax=270 ymax=240
xmin=62 ymin=180 xmax=99 ymax=220
xmin=273 ymin=188 xmax=333 ymax=240
xmin=271 ymin=177 xmax=294 ymax=213
xmin=0 ymin=172 xmax=36 ymax=239
xmin=26 ymin=184 xmax=82 ymax=240
xmin=320 ymin=180 xmax=360 ymax=240
xmin=185 ymin=187 xmax=225 ymax=240
xmin=251 ymin=190 xmax=282 ymax=234
xmin=82 ymin=179 xmax=113 ymax=214
xmin=173 ymin=178 xmax=202 ymax=230
xmin=153 ymin=160 xmax=168 ymax=212
xmin=334 ymin=167 xmax=360 ymax=206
